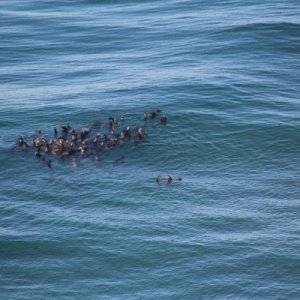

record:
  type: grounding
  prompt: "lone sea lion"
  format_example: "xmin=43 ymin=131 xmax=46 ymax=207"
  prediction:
xmin=144 ymin=109 xmax=161 ymax=120
xmin=156 ymin=175 xmax=182 ymax=184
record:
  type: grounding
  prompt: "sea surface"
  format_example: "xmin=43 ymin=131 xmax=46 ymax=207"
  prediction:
xmin=1 ymin=0 xmax=300 ymax=299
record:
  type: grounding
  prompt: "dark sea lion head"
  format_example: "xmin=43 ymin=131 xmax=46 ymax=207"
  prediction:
xmin=160 ymin=115 xmax=167 ymax=124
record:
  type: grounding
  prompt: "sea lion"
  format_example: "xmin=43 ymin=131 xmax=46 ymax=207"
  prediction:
xmin=144 ymin=109 xmax=161 ymax=120
xmin=35 ymin=151 xmax=42 ymax=159
xmin=134 ymin=127 xmax=146 ymax=142
xmin=156 ymin=175 xmax=181 ymax=184
xmin=18 ymin=136 xmax=29 ymax=149
xmin=80 ymin=129 xmax=90 ymax=141
xmin=160 ymin=115 xmax=167 ymax=125
xmin=123 ymin=126 xmax=131 ymax=139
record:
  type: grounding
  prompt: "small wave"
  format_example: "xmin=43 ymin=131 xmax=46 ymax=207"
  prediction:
xmin=220 ymin=21 xmax=300 ymax=34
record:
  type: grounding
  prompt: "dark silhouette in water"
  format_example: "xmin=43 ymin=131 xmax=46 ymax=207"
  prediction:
xmin=156 ymin=175 xmax=182 ymax=184
xmin=144 ymin=109 xmax=161 ymax=120
xmin=35 ymin=151 xmax=42 ymax=159
xmin=160 ymin=115 xmax=167 ymax=125
xmin=134 ymin=127 xmax=146 ymax=143
xmin=18 ymin=136 xmax=29 ymax=149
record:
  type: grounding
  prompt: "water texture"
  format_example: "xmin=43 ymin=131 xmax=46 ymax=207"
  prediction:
xmin=1 ymin=0 xmax=300 ymax=299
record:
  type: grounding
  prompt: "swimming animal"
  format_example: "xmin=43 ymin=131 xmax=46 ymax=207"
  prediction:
xmin=144 ymin=109 xmax=161 ymax=120
xmin=18 ymin=136 xmax=29 ymax=149
xmin=156 ymin=175 xmax=182 ymax=184
xmin=160 ymin=115 xmax=167 ymax=125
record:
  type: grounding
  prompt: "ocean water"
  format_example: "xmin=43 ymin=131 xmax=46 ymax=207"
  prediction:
xmin=1 ymin=0 xmax=300 ymax=299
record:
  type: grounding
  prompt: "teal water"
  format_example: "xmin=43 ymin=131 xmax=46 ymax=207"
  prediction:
xmin=1 ymin=0 xmax=300 ymax=299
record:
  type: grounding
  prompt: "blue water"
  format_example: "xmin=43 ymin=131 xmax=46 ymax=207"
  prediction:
xmin=1 ymin=0 xmax=300 ymax=299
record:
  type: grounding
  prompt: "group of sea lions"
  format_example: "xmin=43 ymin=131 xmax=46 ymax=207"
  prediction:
xmin=12 ymin=110 xmax=180 ymax=184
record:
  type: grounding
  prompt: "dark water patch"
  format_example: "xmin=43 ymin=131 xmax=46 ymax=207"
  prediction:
xmin=213 ymin=21 xmax=300 ymax=56
xmin=222 ymin=21 xmax=300 ymax=37
xmin=0 ymin=239 xmax=86 ymax=259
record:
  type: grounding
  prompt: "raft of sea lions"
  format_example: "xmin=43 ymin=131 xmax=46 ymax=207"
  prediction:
xmin=12 ymin=109 xmax=179 ymax=184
